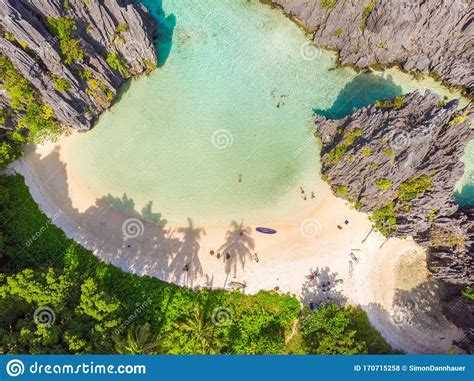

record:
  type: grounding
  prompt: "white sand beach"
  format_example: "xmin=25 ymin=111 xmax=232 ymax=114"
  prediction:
xmin=12 ymin=138 xmax=464 ymax=354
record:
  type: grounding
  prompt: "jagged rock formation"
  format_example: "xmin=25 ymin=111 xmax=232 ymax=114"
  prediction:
xmin=316 ymin=90 xmax=473 ymax=283
xmin=0 ymin=0 xmax=157 ymax=131
xmin=266 ymin=0 xmax=474 ymax=98
xmin=315 ymin=90 xmax=474 ymax=343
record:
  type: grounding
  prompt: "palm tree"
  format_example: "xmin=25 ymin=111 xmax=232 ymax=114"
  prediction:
xmin=175 ymin=304 xmax=225 ymax=354
xmin=113 ymin=323 xmax=162 ymax=354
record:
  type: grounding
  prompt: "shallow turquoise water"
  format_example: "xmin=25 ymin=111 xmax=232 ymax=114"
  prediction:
xmin=65 ymin=0 xmax=473 ymax=226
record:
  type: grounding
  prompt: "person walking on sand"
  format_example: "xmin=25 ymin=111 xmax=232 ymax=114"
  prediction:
xmin=183 ymin=263 xmax=189 ymax=272
xmin=254 ymin=253 xmax=259 ymax=263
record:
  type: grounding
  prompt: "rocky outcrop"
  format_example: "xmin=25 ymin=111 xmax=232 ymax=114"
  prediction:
xmin=316 ymin=90 xmax=473 ymax=284
xmin=0 ymin=0 xmax=157 ymax=131
xmin=315 ymin=90 xmax=474 ymax=345
xmin=266 ymin=0 xmax=474 ymax=98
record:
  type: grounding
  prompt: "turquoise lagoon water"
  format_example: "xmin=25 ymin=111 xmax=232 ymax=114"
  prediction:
xmin=64 ymin=0 xmax=473 ymax=226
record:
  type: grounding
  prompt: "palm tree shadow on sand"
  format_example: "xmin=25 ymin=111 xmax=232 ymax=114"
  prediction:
xmin=169 ymin=218 xmax=205 ymax=287
xmin=218 ymin=220 xmax=255 ymax=279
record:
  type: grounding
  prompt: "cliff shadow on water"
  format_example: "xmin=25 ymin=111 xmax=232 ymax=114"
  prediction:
xmin=455 ymin=183 xmax=474 ymax=207
xmin=313 ymin=72 xmax=403 ymax=120
xmin=141 ymin=0 xmax=176 ymax=67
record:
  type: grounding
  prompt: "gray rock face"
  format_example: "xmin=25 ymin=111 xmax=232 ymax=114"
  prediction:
xmin=267 ymin=0 xmax=474 ymax=97
xmin=0 ymin=0 xmax=157 ymax=130
xmin=315 ymin=90 xmax=473 ymax=284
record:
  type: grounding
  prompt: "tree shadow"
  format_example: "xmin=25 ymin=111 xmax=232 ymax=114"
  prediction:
xmin=100 ymin=194 xmax=167 ymax=226
xmin=169 ymin=218 xmax=205 ymax=287
xmin=218 ymin=220 xmax=255 ymax=278
xmin=301 ymin=266 xmax=346 ymax=307
xmin=392 ymin=279 xmax=457 ymax=332
xmin=313 ymin=72 xmax=403 ymax=119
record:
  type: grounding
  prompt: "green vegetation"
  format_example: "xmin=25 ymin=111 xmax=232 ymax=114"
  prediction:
xmin=397 ymin=175 xmax=432 ymax=202
xmin=370 ymin=201 xmax=397 ymax=236
xmin=4 ymin=32 xmax=16 ymax=41
xmin=0 ymin=54 xmax=59 ymax=165
xmin=435 ymin=96 xmax=448 ymax=108
xmin=430 ymin=225 xmax=466 ymax=253
xmin=376 ymin=178 xmax=392 ymax=190
xmin=115 ymin=23 xmax=129 ymax=34
xmin=18 ymin=102 xmax=58 ymax=142
xmin=383 ymin=148 xmax=394 ymax=158
xmin=462 ymin=286 xmax=474 ymax=302
xmin=362 ymin=147 xmax=371 ymax=156
xmin=337 ymin=185 xmax=348 ymax=196
xmin=47 ymin=16 xmax=84 ymax=64
xmin=448 ymin=110 xmax=469 ymax=126
xmin=375 ymin=96 xmax=405 ymax=110
xmin=428 ymin=208 xmax=439 ymax=221
xmin=325 ymin=128 xmax=363 ymax=165
xmin=298 ymin=305 xmax=390 ymax=354
xmin=359 ymin=0 xmax=376 ymax=31
xmin=0 ymin=54 xmax=34 ymax=109
xmin=0 ymin=175 xmax=389 ymax=354
xmin=106 ymin=52 xmax=130 ymax=77
xmin=320 ymin=0 xmax=338 ymax=10
xmin=52 ymin=77 xmax=71 ymax=92
xmin=335 ymin=28 xmax=343 ymax=37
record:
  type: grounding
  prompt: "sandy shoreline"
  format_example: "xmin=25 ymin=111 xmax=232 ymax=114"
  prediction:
xmin=11 ymin=138 xmax=464 ymax=353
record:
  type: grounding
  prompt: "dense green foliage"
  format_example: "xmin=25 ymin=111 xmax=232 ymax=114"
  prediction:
xmin=370 ymin=201 xmax=397 ymax=236
xmin=320 ymin=0 xmax=338 ymax=10
xmin=397 ymin=175 xmax=432 ymax=202
xmin=0 ymin=175 xmax=389 ymax=354
xmin=299 ymin=305 xmax=390 ymax=354
xmin=376 ymin=178 xmax=392 ymax=190
xmin=359 ymin=0 xmax=377 ymax=31
xmin=375 ymin=96 xmax=404 ymax=110
xmin=47 ymin=16 xmax=84 ymax=64
xmin=106 ymin=52 xmax=130 ymax=77
xmin=462 ymin=286 xmax=474 ymax=302
xmin=0 ymin=55 xmax=59 ymax=167
xmin=53 ymin=77 xmax=71 ymax=92
xmin=325 ymin=127 xmax=363 ymax=165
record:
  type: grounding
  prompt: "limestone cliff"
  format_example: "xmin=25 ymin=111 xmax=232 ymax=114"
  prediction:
xmin=317 ymin=90 xmax=473 ymax=283
xmin=0 ymin=0 xmax=157 ymax=132
xmin=266 ymin=0 xmax=474 ymax=97
xmin=315 ymin=90 xmax=474 ymax=346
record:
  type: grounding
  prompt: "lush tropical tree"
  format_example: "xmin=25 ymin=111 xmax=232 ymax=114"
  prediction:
xmin=174 ymin=304 xmax=225 ymax=354
xmin=113 ymin=323 xmax=162 ymax=354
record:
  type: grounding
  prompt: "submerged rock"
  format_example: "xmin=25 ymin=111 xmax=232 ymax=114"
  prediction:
xmin=266 ymin=0 xmax=474 ymax=97
xmin=0 ymin=0 xmax=157 ymax=131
